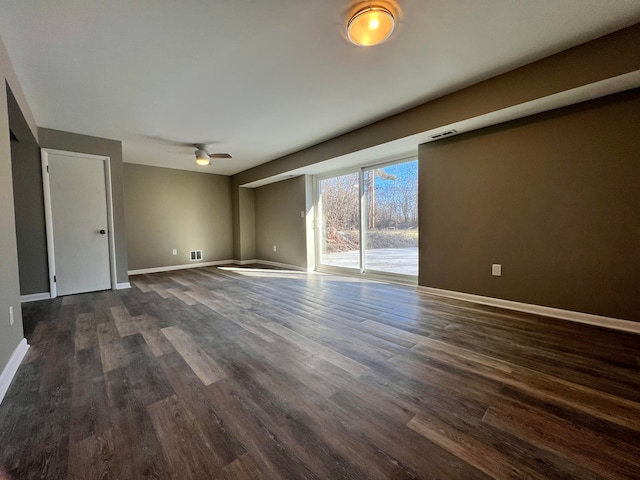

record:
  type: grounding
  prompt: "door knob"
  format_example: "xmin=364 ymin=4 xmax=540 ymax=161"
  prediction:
xmin=99 ymin=229 xmax=106 ymax=234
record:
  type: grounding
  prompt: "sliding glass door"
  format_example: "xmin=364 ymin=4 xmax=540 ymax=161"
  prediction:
xmin=318 ymin=172 xmax=361 ymax=270
xmin=364 ymin=160 xmax=418 ymax=276
xmin=317 ymin=158 xmax=418 ymax=280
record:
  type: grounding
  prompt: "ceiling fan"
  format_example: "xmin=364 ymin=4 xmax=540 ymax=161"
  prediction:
xmin=140 ymin=136 xmax=232 ymax=166
xmin=194 ymin=144 xmax=232 ymax=166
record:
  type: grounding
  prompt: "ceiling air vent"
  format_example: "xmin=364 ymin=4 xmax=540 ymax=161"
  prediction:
xmin=430 ymin=129 xmax=458 ymax=140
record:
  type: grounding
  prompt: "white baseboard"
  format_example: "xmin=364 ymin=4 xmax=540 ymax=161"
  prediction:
xmin=234 ymin=259 xmax=259 ymax=266
xmin=130 ymin=259 xmax=308 ymax=277
xmin=0 ymin=339 xmax=29 ymax=406
xmin=236 ymin=259 xmax=307 ymax=272
xmin=20 ymin=292 xmax=51 ymax=303
xmin=128 ymin=260 xmax=235 ymax=276
xmin=23 ymin=286 xmax=131 ymax=299
xmin=417 ymin=286 xmax=640 ymax=334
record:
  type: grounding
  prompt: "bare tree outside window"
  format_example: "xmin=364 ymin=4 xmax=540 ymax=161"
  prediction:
xmin=320 ymin=172 xmax=360 ymax=259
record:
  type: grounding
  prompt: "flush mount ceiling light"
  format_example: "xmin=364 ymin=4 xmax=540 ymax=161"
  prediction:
xmin=347 ymin=5 xmax=395 ymax=46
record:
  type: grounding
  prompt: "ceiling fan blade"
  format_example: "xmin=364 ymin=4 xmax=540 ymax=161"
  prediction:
xmin=194 ymin=141 xmax=223 ymax=150
xmin=167 ymin=148 xmax=196 ymax=154
xmin=139 ymin=135 xmax=194 ymax=148
xmin=208 ymin=153 xmax=232 ymax=159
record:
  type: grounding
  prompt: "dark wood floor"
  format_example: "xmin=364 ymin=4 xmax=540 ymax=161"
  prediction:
xmin=1 ymin=266 xmax=640 ymax=479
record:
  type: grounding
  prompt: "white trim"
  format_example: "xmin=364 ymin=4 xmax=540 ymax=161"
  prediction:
xmin=103 ymin=156 xmax=118 ymax=290
xmin=242 ymin=260 xmax=307 ymax=272
xmin=41 ymin=149 xmax=116 ymax=298
xmin=0 ymin=339 xmax=29 ymax=406
xmin=417 ymin=286 xmax=640 ymax=334
xmin=20 ymin=292 xmax=51 ymax=303
xmin=41 ymin=150 xmax=56 ymax=298
xmin=304 ymin=175 xmax=316 ymax=272
xmin=128 ymin=260 xmax=235 ymax=276
xmin=40 ymin=148 xmax=109 ymax=161
xmin=129 ymin=259 xmax=308 ymax=275
xmin=116 ymin=282 xmax=131 ymax=290
xmin=234 ymin=258 xmax=259 ymax=266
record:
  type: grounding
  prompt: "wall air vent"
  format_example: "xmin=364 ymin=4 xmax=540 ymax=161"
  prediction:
xmin=430 ymin=129 xmax=458 ymax=140
xmin=189 ymin=250 xmax=203 ymax=261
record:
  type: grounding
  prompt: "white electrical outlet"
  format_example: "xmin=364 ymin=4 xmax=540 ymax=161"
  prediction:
xmin=300 ymin=210 xmax=305 ymax=218
xmin=492 ymin=264 xmax=502 ymax=276
xmin=9 ymin=306 xmax=14 ymax=326
xmin=172 ymin=249 xmax=177 ymax=255
xmin=273 ymin=245 xmax=277 ymax=252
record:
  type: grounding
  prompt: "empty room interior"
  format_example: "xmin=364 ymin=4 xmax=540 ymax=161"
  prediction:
xmin=1 ymin=2 xmax=640 ymax=479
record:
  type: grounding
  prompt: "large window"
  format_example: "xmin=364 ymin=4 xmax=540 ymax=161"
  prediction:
xmin=319 ymin=172 xmax=360 ymax=270
xmin=317 ymin=158 xmax=418 ymax=279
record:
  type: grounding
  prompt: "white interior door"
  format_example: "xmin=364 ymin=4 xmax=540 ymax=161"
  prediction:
xmin=43 ymin=150 xmax=113 ymax=296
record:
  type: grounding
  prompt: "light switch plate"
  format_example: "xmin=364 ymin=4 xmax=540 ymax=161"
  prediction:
xmin=492 ymin=264 xmax=502 ymax=276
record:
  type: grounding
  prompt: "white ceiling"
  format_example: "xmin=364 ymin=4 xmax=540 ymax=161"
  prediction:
xmin=1 ymin=1 xmax=639 ymax=176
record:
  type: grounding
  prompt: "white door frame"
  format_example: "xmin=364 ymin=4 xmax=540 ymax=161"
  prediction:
xmin=41 ymin=148 xmax=117 ymax=298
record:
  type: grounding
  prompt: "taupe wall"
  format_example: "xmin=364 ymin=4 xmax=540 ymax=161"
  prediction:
xmin=231 ymin=187 xmax=241 ymax=260
xmin=124 ymin=164 xmax=233 ymax=271
xmin=239 ymin=188 xmax=256 ymax=261
xmin=231 ymin=187 xmax=256 ymax=261
xmin=10 ymin=140 xmax=48 ymax=295
xmin=0 ymin=32 xmax=38 ymax=375
xmin=38 ymin=128 xmax=129 ymax=284
xmin=255 ymin=176 xmax=307 ymax=268
xmin=419 ymin=90 xmax=640 ymax=321
xmin=0 ymin=86 xmax=24 ymax=371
